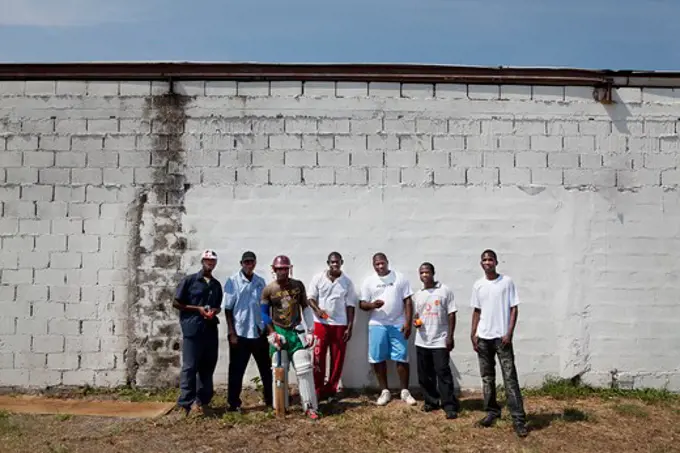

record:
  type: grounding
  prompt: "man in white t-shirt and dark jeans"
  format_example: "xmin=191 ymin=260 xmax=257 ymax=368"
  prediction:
xmin=307 ymin=251 xmax=358 ymax=402
xmin=470 ymin=249 xmax=528 ymax=438
xmin=413 ymin=262 xmax=460 ymax=419
xmin=360 ymin=252 xmax=417 ymax=406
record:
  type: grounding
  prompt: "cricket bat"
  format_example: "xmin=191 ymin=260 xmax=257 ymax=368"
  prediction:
xmin=274 ymin=350 xmax=286 ymax=417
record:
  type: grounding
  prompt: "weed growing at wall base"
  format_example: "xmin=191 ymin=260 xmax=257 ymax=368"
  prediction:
xmin=524 ymin=377 xmax=679 ymax=404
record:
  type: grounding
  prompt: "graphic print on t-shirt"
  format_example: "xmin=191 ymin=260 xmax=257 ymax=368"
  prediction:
xmin=414 ymin=283 xmax=456 ymax=349
xmin=262 ymin=279 xmax=307 ymax=329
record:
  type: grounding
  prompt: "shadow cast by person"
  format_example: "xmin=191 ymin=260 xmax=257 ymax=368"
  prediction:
xmin=526 ymin=412 xmax=562 ymax=432
xmin=319 ymin=399 xmax=365 ymax=416
xmin=458 ymin=398 xmax=485 ymax=412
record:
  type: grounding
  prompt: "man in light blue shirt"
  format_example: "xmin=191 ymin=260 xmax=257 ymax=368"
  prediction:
xmin=222 ymin=251 xmax=272 ymax=412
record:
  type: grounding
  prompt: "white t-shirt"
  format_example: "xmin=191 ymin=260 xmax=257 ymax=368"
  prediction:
xmin=413 ymin=283 xmax=457 ymax=349
xmin=360 ymin=270 xmax=414 ymax=326
xmin=470 ymin=274 xmax=520 ymax=340
xmin=307 ymin=271 xmax=358 ymax=326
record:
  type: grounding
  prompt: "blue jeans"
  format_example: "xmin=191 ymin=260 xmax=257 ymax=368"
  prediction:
xmin=178 ymin=326 xmax=219 ymax=409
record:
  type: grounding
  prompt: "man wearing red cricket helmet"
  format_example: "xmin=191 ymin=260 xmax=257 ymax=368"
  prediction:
xmin=261 ymin=255 xmax=320 ymax=420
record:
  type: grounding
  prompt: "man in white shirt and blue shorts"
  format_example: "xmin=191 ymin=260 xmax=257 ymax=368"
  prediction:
xmin=360 ymin=252 xmax=417 ymax=406
xmin=470 ymin=249 xmax=528 ymax=437
xmin=413 ymin=262 xmax=460 ymax=419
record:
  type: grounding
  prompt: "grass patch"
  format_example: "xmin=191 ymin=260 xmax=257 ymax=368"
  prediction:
xmin=562 ymin=407 xmax=592 ymax=422
xmin=220 ymin=409 xmax=275 ymax=426
xmin=0 ymin=410 xmax=20 ymax=435
xmin=54 ymin=413 xmax=73 ymax=422
xmin=524 ymin=377 xmax=678 ymax=404
xmin=612 ymin=403 xmax=649 ymax=419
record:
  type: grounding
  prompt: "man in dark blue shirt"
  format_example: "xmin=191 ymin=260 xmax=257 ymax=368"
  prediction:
xmin=174 ymin=249 xmax=223 ymax=416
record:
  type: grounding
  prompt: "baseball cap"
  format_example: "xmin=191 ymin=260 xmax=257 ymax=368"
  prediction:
xmin=201 ymin=249 xmax=218 ymax=260
xmin=241 ymin=251 xmax=257 ymax=262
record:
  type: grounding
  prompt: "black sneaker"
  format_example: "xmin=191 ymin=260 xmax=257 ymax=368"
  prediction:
xmin=514 ymin=423 xmax=528 ymax=438
xmin=478 ymin=413 xmax=498 ymax=427
xmin=423 ymin=404 xmax=439 ymax=412
xmin=445 ymin=410 xmax=458 ymax=419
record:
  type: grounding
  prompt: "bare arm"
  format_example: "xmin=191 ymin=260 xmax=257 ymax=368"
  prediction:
xmin=403 ymin=296 xmax=413 ymax=325
xmin=507 ymin=306 xmax=519 ymax=339
xmin=470 ymin=308 xmax=481 ymax=352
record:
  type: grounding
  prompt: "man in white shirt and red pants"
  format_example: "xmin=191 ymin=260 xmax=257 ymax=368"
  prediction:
xmin=307 ymin=252 xmax=358 ymax=402
xmin=470 ymin=249 xmax=528 ymax=437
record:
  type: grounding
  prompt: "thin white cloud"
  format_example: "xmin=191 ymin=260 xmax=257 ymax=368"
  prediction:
xmin=0 ymin=0 xmax=151 ymax=26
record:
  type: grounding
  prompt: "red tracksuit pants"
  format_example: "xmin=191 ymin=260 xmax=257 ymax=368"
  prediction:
xmin=313 ymin=322 xmax=348 ymax=399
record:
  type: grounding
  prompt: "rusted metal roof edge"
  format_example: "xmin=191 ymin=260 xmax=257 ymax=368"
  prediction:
xmin=1 ymin=62 xmax=680 ymax=87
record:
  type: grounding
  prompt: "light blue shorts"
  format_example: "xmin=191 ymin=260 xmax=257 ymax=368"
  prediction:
xmin=368 ymin=324 xmax=408 ymax=364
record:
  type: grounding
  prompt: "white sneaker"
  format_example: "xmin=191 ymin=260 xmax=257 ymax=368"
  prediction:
xmin=401 ymin=389 xmax=417 ymax=406
xmin=376 ymin=389 xmax=392 ymax=406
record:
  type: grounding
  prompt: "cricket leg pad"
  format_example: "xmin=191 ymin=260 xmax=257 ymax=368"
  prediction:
xmin=292 ymin=349 xmax=318 ymax=411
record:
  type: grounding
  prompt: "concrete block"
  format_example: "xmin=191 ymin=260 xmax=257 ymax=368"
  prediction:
xmin=481 ymin=119 xmax=513 ymax=135
xmin=629 ymin=135 xmax=661 ymax=153
xmin=97 ymin=269 xmax=126 ymax=285
xmin=366 ymin=135 xmax=397 ymax=150
xmin=450 ymin=151 xmax=483 ymax=167
xmin=303 ymin=168 xmax=335 ymax=185
xmin=302 ymin=135 xmax=333 ymax=151
xmin=1 ymin=269 xmax=33 ymax=285
xmin=335 ymin=168 xmax=368 ymax=185
xmin=14 ymin=352 xmax=46 ymax=368
xmin=87 ymin=119 xmax=119 ymax=133
xmin=99 ymin=336 xmax=126 ymax=352
xmin=238 ymin=82 xmax=270 ymax=96
xmin=285 ymin=118 xmax=317 ymax=134
xmin=0 ymin=369 xmax=30 ymax=386
xmin=660 ymin=137 xmax=680 ymax=152
xmin=449 ymin=120 xmax=481 ymax=135
xmin=484 ymin=151 xmax=515 ymax=168
xmin=16 ymin=285 xmax=47 ymax=304
xmin=25 ymin=81 xmax=55 ymax=95
xmin=33 ymin=335 xmax=65 ymax=353
xmin=661 ymin=170 xmax=680 ymax=185
xmin=219 ymin=150 xmax=252 ymax=167
xmin=0 ymin=317 xmax=14 ymax=335
xmin=384 ymin=118 xmax=415 ymax=134
xmin=2 ymin=236 xmax=34 ymax=252
xmin=7 ymin=168 xmax=38 ymax=184
xmin=533 ymin=86 xmax=565 ymax=101
xmin=530 ymin=135 xmax=562 ymax=152
xmin=0 ymin=218 xmax=19 ymax=235
xmin=433 ymin=168 xmax=466 ymax=185
xmin=34 ymin=269 xmax=67 ymax=286
xmin=596 ymin=135 xmax=628 ymax=153
xmin=271 ymin=81 xmax=302 ymax=96
xmin=205 ymin=81 xmax=236 ymax=96
xmin=318 ymin=151 xmax=350 ymax=167
xmin=22 ymin=119 xmax=54 ymax=134
xmin=548 ymin=153 xmax=580 ymax=168
xmin=0 ymin=151 xmax=22 ymax=167
xmin=603 ymin=153 xmax=636 ymax=170
xmin=55 ymin=152 xmax=86 ymax=168
xmin=135 ymin=135 xmax=165 ymax=151
xmin=174 ymin=81 xmax=205 ymax=96
xmin=252 ymin=150 xmax=284 ymax=166
xmin=468 ymin=85 xmax=499 ymax=100
xmin=62 ymin=370 xmax=96 ymax=386
xmin=67 ymin=203 xmax=100 ymax=219
xmin=65 ymin=335 xmax=100 ymax=353
xmin=500 ymin=85 xmax=532 ymax=100
xmin=402 ymin=84 xmax=434 ymax=99
xmin=67 ymin=235 xmax=99 ymax=252
xmin=401 ymin=168 xmax=433 ymax=186
xmin=0 ymin=187 xmax=21 ymax=202
xmin=38 ymin=169 xmax=70 ymax=185
xmin=416 ymin=119 xmax=447 ymax=135
xmin=516 ymin=151 xmax=547 ymax=168
xmin=352 ymin=150 xmax=384 ymax=167
xmin=616 ymin=87 xmax=642 ymax=103
xmin=103 ymin=168 xmax=133 ymax=185
xmin=50 ymin=252 xmax=82 ymax=269
xmin=119 ymin=151 xmax=151 ymax=167
xmin=47 ymin=353 xmax=79 ymax=371
xmin=336 ymin=82 xmax=368 ymax=97
xmin=94 ymin=370 xmax=127 ymax=386
xmin=0 ymin=335 xmax=31 ymax=353
xmin=0 ymin=352 xmax=12 ymax=368
xmin=303 ymin=81 xmax=335 ymax=97
xmin=55 ymin=120 xmax=87 ymax=134
xmin=580 ymin=154 xmax=603 ymax=169
xmin=500 ymin=168 xmax=531 ymax=185
xmin=564 ymin=169 xmax=616 ymax=187
xmin=71 ymin=168 xmax=103 ymax=185
xmin=435 ymin=84 xmax=467 ymax=99
xmin=17 ymin=249 xmax=48 ymax=269
xmin=466 ymin=135 xmax=497 ymax=150
xmin=334 ymin=135 xmax=367 ymax=150
xmin=564 ymin=136 xmax=595 ymax=152
xmin=85 ymin=186 xmax=118 ymax=203
xmin=515 ymin=120 xmax=547 ymax=135
xmin=579 ymin=120 xmax=611 ymax=135
xmin=368 ymin=82 xmax=400 ymax=98
xmin=50 ymin=286 xmax=81 ymax=303
xmin=368 ymin=168 xmax=400 ymax=186
xmin=81 ymin=286 xmax=113 ymax=304
xmin=23 ymin=151 xmax=55 ymax=168
xmin=269 ymin=134 xmax=302 ymax=149
xmin=87 ymin=81 xmax=119 ymax=96
xmin=236 ymin=168 xmax=269 ymax=185
xmin=318 ymin=119 xmax=350 ymax=134
xmin=645 ymin=120 xmax=675 ymax=136
xmin=253 ymin=118 xmax=285 ymax=135
xmin=119 ymin=81 xmax=151 ymax=96
xmin=81 ymin=352 xmax=115 ymax=370
xmin=29 ymin=369 xmax=63 ymax=387
xmin=400 ymin=135 xmax=432 ymax=151
xmin=285 ymin=151 xmax=317 ymax=167
xmin=467 ymin=168 xmax=499 ymax=185
xmin=71 ymin=136 xmax=104 ymax=151
xmin=385 ymin=151 xmax=416 ymax=167
xmin=643 ymin=154 xmax=679 ymax=169
xmin=0 ymin=81 xmax=25 ymax=94
xmin=617 ymin=170 xmax=661 ymax=188
xmin=54 ymin=186 xmax=85 ymax=203
xmin=119 ymin=119 xmax=150 ymax=134
xmin=104 ymin=135 xmax=135 ymax=150
xmin=82 ymin=251 xmax=114 ymax=269
xmin=48 ymin=319 xmax=80 ymax=336
xmin=270 ymin=167 xmax=302 ymax=185
xmin=7 ymin=135 xmax=38 ymax=151
xmin=202 ymin=168 xmax=236 ymax=185
xmin=36 ymin=235 xmax=67 ymax=252
xmin=417 ymin=151 xmax=449 ymax=168
xmin=0 ymin=301 xmax=30 ymax=318
xmin=0 ymin=252 xmax=18 ymax=269
xmin=531 ymin=168 xmax=563 ymax=185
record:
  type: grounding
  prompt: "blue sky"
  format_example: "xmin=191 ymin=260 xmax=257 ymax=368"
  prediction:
xmin=0 ymin=0 xmax=678 ymax=70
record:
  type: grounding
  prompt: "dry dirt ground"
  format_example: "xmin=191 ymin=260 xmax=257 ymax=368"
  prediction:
xmin=1 ymin=387 xmax=679 ymax=453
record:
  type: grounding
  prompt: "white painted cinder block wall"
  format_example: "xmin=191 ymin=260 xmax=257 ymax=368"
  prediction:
xmin=1 ymin=78 xmax=680 ymax=391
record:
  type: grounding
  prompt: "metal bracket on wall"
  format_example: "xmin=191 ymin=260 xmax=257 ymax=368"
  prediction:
xmin=593 ymin=83 xmax=614 ymax=104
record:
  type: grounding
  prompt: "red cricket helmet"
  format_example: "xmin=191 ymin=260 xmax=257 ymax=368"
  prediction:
xmin=272 ymin=255 xmax=292 ymax=268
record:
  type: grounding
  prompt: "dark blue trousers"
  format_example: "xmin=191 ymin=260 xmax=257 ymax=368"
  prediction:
xmin=178 ymin=326 xmax=219 ymax=409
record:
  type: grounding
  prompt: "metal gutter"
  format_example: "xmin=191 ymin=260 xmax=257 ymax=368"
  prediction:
xmin=0 ymin=62 xmax=679 ymax=87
